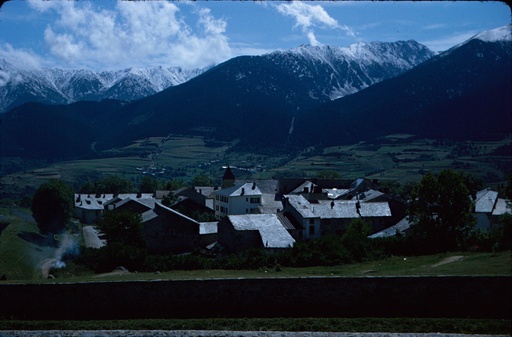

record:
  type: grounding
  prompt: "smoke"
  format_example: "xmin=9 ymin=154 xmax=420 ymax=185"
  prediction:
xmin=51 ymin=233 xmax=80 ymax=269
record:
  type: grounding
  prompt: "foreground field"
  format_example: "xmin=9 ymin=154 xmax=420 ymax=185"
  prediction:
xmin=1 ymin=210 xmax=511 ymax=334
xmin=1 ymin=208 xmax=510 ymax=283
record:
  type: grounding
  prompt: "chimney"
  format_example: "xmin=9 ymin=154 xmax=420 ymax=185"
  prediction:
xmin=252 ymin=182 xmax=256 ymax=190
xmin=331 ymin=201 xmax=335 ymax=209
xmin=304 ymin=187 xmax=309 ymax=194
xmin=241 ymin=187 xmax=245 ymax=196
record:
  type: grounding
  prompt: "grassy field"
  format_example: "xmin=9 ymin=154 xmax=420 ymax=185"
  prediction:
xmin=1 ymin=208 xmax=510 ymax=283
xmin=0 ymin=210 xmax=511 ymax=334
xmin=268 ymin=135 xmax=512 ymax=185
xmin=2 ymin=134 xmax=510 ymax=200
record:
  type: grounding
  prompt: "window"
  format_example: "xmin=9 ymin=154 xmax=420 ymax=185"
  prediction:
xmin=309 ymin=226 xmax=315 ymax=235
xmin=250 ymin=197 xmax=260 ymax=204
xmin=309 ymin=219 xmax=315 ymax=225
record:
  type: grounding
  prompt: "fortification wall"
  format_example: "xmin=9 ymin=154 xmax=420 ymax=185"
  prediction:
xmin=0 ymin=276 xmax=509 ymax=320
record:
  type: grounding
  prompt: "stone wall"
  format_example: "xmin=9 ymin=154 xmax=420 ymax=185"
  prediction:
xmin=0 ymin=276 xmax=509 ymax=320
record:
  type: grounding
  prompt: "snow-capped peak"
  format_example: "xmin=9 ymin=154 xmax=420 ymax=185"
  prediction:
xmin=0 ymin=60 xmax=210 ymax=113
xmin=472 ymin=25 xmax=511 ymax=43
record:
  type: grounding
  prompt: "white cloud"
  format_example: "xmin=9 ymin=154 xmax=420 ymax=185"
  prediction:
xmin=0 ymin=70 xmax=10 ymax=87
xmin=24 ymin=1 xmax=233 ymax=70
xmin=275 ymin=1 xmax=354 ymax=46
xmin=421 ymin=31 xmax=476 ymax=52
xmin=0 ymin=43 xmax=43 ymax=69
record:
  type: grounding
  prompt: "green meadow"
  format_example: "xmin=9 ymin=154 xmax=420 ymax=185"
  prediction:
xmin=1 ymin=134 xmax=510 ymax=199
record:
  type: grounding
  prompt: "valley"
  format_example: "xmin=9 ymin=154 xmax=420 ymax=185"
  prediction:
xmin=1 ymin=133 xmax=510 ymax=200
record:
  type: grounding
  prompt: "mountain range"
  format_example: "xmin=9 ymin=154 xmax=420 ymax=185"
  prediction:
xmin=0 ymin=25 xmax=510 ymax=162
xmin=0 ymin=63 xmax=210 ymax=113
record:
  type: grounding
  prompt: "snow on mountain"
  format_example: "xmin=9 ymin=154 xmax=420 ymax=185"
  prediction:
xmin=0 ymin=62 xmax=210 ymax=113
xmin=472 ymin=25 xmax=511 ymax=43
xmin=266 ymin=40 xmax=435 ymax=100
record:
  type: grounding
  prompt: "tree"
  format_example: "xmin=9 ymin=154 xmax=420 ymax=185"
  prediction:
xmin=191 ymin=174 xmax=212 ymax=187
xmin=408 ymin=169 xmax=475 ymax=252
xmin=31 ymin=179 xmax=74 ymax=234
xmin=79 ymin=175 xmax=134 ymax=194
xmin=504 ymin=173 xmax=512 ymax=200
xmin=165 ymin=179 xmax=185 ymax=191
xmin=139 ymin=176 xmax=159 ymax=193
xmin=341 ymin=218 xmax=374 ymax=262
xmin=316 ymin=170 xmax=340 ymax=179
xmin=96 ymin=210 xmax=145 ymax=248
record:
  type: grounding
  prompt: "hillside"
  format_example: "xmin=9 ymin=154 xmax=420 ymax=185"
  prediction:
xmin=0 ymin=26 xmax=510 ymax=163
xmin=294 ymin=26 xmax=512 ymax=146
xmin=0 ymin=40 xmax=435 ymax=160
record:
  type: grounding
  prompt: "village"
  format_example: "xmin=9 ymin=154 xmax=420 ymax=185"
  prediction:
xmin=74 ymin=166 xmax=510 ymax=256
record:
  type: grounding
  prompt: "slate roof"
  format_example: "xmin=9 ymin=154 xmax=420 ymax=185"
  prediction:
xmin=356 ymin=189 xmax=385 ymax=201
xmin=291 ymin=180 xmax=318 ymax=194
xmin=74 ymin=193 xmax=155 ymax=210
xmin=113 ymin=198 xmax=155 ymax=214
xmin=492 ymin=198 xmax=512 ymax=216
xmin=215 ymin=182 xmax=262 ymax=197
xmin=475 ymin=189 xmax=499 ymax=213
xmin=369 ymin=217 xmax=411 ymax=238
xmin=227 ymin=214 xmax=295 ymax=249
xmin=235 ymin=179 xmax=278 ymax=194
xmin=284 ymin=194 xmax=391 ymax=219
xmin=285 ymin=195 xmax=318 ymax=218
xmin=324 ymin=188 xmax=350 ymax=199
xmin=194 ymin=186 xmax=218 ymax=198
xmin=199 ymin=222 xmax=218 ymax=235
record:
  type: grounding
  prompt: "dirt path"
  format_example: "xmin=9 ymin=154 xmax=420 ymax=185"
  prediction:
xmin=431 ymin=255 xmax=464 ymax=267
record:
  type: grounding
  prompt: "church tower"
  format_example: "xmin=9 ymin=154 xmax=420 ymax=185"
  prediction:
xmin=222 ymin=166 xmax=235 ymax=189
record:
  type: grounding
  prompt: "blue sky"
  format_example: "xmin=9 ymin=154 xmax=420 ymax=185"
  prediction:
xmin=0 ymin=1 xmax=509 ymax=70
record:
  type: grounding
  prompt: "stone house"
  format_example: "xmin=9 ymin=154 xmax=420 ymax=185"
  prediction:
xmin=142 ymin=202 xmax=216 ymax=254
xmin=282 ymin=194 xmax=392 ymax=240
xmin=218 ymin=214 xmax=295 ymax=253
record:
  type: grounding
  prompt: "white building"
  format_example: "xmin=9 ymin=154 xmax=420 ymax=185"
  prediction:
xmin=74 ymin=193 xmax=154 ymax=224
xmin=213 ymin=182 xmax=262 ymax=219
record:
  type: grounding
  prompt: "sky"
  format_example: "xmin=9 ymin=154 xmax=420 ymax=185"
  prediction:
xmin=0 ymin=0 xmax=510 ymax=71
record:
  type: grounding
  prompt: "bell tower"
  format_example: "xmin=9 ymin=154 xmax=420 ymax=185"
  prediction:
xmin=222 ymin=166 xmax=235 ymax=189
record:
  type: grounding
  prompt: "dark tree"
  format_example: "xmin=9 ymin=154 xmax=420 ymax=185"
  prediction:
xmin=341 ymin=218 xmax=374 ymax=262
xmin=97 ymin=210 xmax=145 ymax=248
xmin=79 ymin=175 xmax=134 ymax=194
xmin=316 ymin=170 xmax=340 ymax=179
xmin=504 ymin=173 xmax=512 ymax=200
xmin=31 ymin=179 xmax=74 ymax=234
xmin=191 ymin=174 xmax=212 ymax=187
xmin=139 ymin=176 xmax=159 ymax=193
xmin=408 ymin=169 xmax=475 ymax=252
xmin=165 ymin=179 xmax=185 ymax=191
